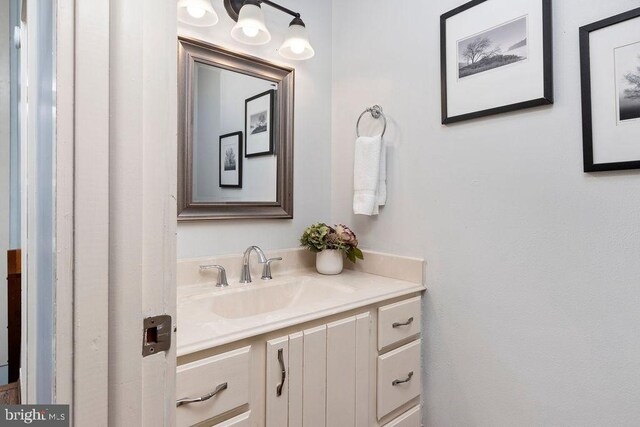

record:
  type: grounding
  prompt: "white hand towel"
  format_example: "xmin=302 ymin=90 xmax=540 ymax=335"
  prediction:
xmin=353 ymin=134 xmax=382 ymax=216
xmin=373 ymin=140 xmax=387 ymax=215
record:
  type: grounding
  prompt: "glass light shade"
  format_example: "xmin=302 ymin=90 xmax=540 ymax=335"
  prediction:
xmin=231 ymin=3 xmax=271 ymax=45
xmin=177 ymin=0 xmax=218 ymax=27
xmin=279 ymin=23 xmax=315 ymax=60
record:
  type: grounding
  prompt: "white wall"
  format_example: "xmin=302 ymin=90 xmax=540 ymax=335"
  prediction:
xmin=192 ymin=64 xmax=221 ymax=201
xmin=331 ymin=1 xmax=640 ymax=425
xmin=177 ymin=0 xmax=332 ymax=258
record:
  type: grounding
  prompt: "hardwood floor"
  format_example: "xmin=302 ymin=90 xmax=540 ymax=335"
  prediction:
xmin=0 ymin=382 xmax=19 ymax=404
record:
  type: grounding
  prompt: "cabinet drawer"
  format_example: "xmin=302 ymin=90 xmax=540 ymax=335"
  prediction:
xmin=383 ymin=405 xmax=421 ymax=427
xmin=377 ymin=340 xmax=421 ymax=419
xmin=177 ymin=346 xmax=251 ymax=427
xmin=212 ymin=411 xmax=250 ymax=427
xmin=378 ymin=296 xmax=421 ymax=350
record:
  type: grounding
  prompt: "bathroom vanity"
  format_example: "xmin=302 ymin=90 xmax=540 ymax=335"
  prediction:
xmin=176 ymin=249 xmax=425 ymax=427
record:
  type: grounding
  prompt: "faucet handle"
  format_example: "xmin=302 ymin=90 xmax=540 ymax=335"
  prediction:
xmin=200 ymin=265 xmax=229 ymax=287
xmin=261 ymin=257 xmax=282 ymax=280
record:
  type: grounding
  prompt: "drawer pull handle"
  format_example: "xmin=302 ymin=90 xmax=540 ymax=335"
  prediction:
xmin=392 ymin=371 xmax=414 ymax=386
xmin=392 ymin=317 xmax=414 ymax=328
xmin=176 ymin=382 xmax=228 ymax=407
xmin=276 ymin=348 xmax=286 ymax=397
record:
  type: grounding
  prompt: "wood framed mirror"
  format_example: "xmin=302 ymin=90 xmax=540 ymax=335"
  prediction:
xmin=178 ymin=37 xmax=294 ymax=220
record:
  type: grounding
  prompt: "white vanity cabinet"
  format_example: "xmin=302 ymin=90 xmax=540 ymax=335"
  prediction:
xmin=176 ymin=293 xmax=423 ymax=427
xmin=265 ymin=313 xmax=372 ymax=427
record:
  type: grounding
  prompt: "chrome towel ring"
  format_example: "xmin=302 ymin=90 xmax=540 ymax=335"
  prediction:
xmin=356 ymin=105 xmax=387 ymax=138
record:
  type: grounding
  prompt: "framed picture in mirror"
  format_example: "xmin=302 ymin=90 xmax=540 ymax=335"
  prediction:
xmin=245 ymin=89 xmax=275 ymax=157
xmin=580 ymin=7 xmax=640 ymax=172
xmin=219 ymin=132 xmax=243 ymax=188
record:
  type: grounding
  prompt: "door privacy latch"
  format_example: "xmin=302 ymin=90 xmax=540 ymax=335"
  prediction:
xmin=142 ymin=315 xmax=172 ymax=357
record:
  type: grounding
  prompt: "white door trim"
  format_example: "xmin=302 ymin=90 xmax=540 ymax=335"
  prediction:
xmin=70 ymin=0 xmax=111 ymax=422
xmin=53 ymin=0 xmax=74 ymax=406
xmin=18 ymin=0 xmax=27 ymax=403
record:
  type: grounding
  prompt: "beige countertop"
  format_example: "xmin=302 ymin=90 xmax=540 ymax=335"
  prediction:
xmin=177 ymin=268 xmax=425 ymax=357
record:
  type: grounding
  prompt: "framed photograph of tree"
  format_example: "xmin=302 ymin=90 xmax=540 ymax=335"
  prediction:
xmin=219 ymin=132 xmax=243 ymax=188
xmin=580 ymin=7 xmax=640 ymax=172
xmin=440 ymin=0 xmax=553 ymax=124
xmin=245 ymin=89 xmax=275 ymax=157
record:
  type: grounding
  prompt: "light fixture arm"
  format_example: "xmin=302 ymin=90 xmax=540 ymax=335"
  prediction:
xmin=259 ymin=0 xmax=301 ymax=19
xmin=224 ymin=0 xmax=302 ymax=22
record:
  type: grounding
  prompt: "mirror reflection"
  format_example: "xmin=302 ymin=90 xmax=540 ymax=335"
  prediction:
xmin=178 ymin=38 xmax=294 ymax=220
xmin=192 ymin=63 xmax=278 ymax=203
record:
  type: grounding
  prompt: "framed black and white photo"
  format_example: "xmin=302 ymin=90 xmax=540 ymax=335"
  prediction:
xmin=580 ymin=7 xmax=640 ymax=172
xmin=219 ymin=132 xmax=243 ymax=188
xmin=245 ymin=89 xmax=275 ymax=157
xmin=441 ymin=0 xmax=553 ymax=124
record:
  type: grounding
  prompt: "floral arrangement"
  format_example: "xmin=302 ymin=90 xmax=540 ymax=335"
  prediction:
xmin=300 ymin=223 xmax=364 ymax=263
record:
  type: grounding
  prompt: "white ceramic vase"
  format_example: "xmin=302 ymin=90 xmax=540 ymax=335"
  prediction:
xmin=316 ymin=249 xmax=344 ymax=275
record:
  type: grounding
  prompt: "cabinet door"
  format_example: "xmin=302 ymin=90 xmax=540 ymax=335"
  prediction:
xmin=326 ymin=317 xmax=357 ymax=426
xmin=264 ymin=313 xmax=372 ymax=427
xmin=288 ymin=332 xmax=304 ymax=427
xmin=302 ymin=325 xmax=327 ymax=427
xmin=266 ymin=336 xmax=289 ymax=427
xmin=355 ymin=313 xmax=372 ymax=427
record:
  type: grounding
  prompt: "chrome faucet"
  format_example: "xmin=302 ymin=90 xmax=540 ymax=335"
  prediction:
xmin=240 ymin=246 xmax=268 ymax=283
xmin=200 ymin=264 xmax=229 ymax=287
xmin=261 ymin=257 xmax=282 ymax=280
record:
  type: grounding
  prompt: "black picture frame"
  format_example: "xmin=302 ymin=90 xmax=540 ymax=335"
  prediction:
xmin=440 ymin=0 xmax=553 ymax=124
xmin=219 ymin=131 xmax=243 ymax=188
xmin=580 ymin=7 xmax=640 ymax=172
xmin=245 ymin=89 xmax=275 ymax=157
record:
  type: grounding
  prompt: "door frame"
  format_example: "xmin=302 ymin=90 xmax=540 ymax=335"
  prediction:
xmin=18 ymin=0 xmax=109 ymax=410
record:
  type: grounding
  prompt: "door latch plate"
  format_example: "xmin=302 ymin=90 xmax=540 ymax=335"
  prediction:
xmin=142 ymin=315 xmax=172 ymax=357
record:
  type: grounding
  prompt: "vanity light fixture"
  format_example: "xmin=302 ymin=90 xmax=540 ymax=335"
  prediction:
xmin=230 ymin=0 xmax=271 ymax=45
xmin=225 ymin=0 xmax=315 ymax=60
xmin=279 ymin=17 xmax=315 ymax=60
xmin=177 ymin=0 xmax=219 ymax=27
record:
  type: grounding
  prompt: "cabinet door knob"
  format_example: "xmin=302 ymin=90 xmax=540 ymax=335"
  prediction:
xmin=176 ymin=382 xmax=228 ymax=407
xmin=392 ymin=371 xmax=414 ymax=386
xmin=392 ymin=317 xmax=414 ymax=328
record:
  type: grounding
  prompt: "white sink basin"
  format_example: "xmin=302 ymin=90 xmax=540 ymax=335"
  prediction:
xmin=199 ymin=280 xmax=356 ymax=319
